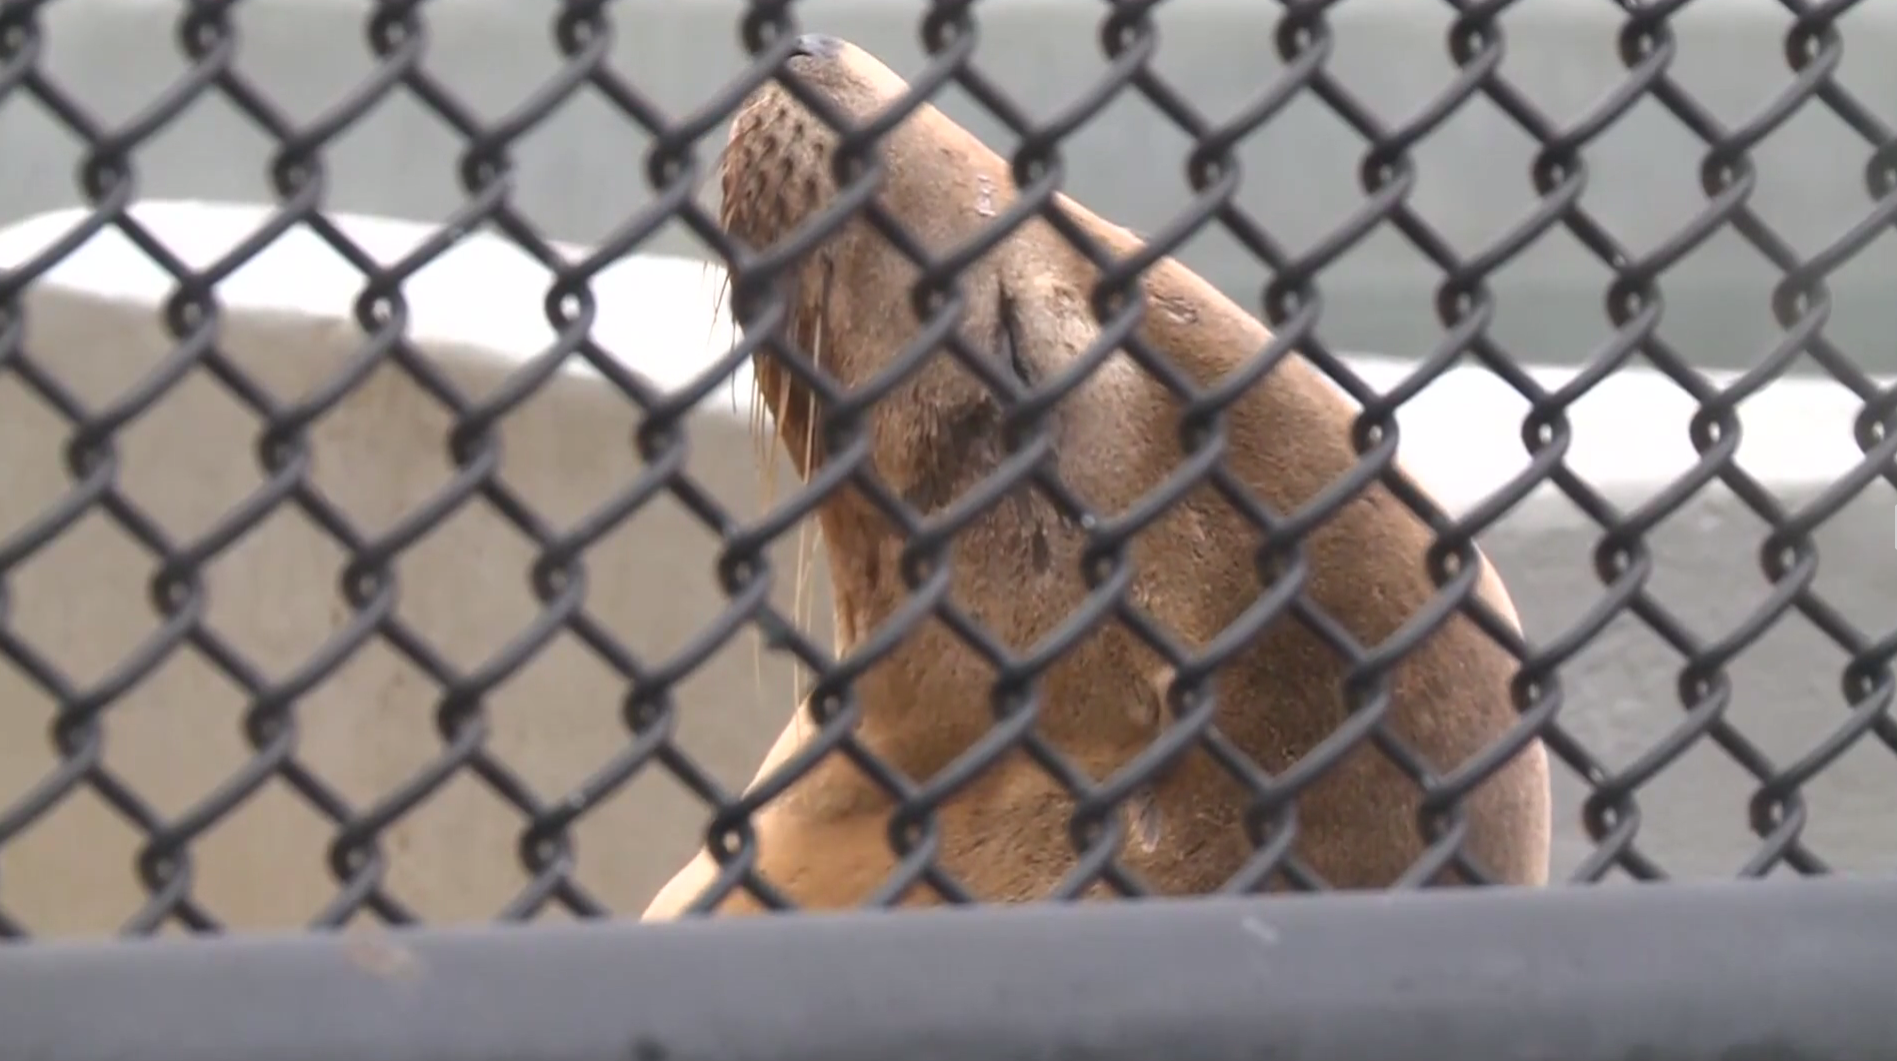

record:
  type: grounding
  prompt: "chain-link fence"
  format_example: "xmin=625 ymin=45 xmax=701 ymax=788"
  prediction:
xmin=2 ymin=0 xmax=1896 ymax=1057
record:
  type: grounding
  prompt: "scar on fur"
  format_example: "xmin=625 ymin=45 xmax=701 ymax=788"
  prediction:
xmin=974 ymin=174 xmax=996 ymax=218
xmin=1141 ymin=665 xmax=1175 ymax=729
xmin=1116 ymin=668 xmax=1174 ymax=853
xmin=1127 ymin=789 xmax=1163 ymax=854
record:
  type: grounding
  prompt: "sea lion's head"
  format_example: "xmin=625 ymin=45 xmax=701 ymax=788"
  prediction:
xmin=719 ymin=34 xmax=1135 ymax=521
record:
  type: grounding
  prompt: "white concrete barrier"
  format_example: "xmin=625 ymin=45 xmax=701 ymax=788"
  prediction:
xmin=1 ymin=200 xmax=1888 ymax=934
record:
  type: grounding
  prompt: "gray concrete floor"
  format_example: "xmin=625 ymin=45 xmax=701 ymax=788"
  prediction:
xmin=1490 ymin=483 xmax=1897 ymax=880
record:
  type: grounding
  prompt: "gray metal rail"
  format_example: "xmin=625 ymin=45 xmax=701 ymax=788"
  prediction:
xmin=2 ymin=876 xmax=1893 ymax=1061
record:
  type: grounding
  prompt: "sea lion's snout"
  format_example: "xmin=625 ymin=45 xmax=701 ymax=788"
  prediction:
xmin=721 ymin=33 xmax=916 ymax=257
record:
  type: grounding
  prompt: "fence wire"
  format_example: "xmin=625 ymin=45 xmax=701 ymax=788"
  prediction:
xmin=0 ymin=0 xmax=1894 ymax=938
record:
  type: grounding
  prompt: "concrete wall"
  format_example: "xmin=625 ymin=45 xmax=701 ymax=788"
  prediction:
xmin=0 ymin=203 xmax=832 ymax=936
xmin=4 ymin=200 xmax=1894 ymax=941
xmin=4 ymin=0 xmax=1895 ymax=372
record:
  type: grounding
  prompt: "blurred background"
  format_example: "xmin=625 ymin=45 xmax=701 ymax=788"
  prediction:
xmin=9 ymin=0 xmax=1896 ymax=370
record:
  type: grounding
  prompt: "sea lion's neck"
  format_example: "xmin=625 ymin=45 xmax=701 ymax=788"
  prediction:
xmin=802 ymin=498 xmax=1001 ymax=781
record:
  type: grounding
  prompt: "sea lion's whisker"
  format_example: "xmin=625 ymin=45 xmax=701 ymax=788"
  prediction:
xmin=787 ymin=263 xmax=833 ymax=709
xmin=705 ymin=262 xmax=741 ymax=416
xmin=707 ymin=263 xmax=773 ymax=711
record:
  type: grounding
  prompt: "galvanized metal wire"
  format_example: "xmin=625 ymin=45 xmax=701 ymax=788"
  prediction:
xmin=0 ymin=0 xmax=1894 ymax=936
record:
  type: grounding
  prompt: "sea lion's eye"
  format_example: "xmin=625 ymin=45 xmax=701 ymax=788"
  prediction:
xmin=998 ymin=286 xmax=1032 ymax=387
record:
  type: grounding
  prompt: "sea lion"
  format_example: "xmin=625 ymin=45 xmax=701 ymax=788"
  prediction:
xmin=642 ymin=33 xmax=1551 ymax=919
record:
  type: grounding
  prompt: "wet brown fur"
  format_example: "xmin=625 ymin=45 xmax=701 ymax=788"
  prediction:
xmin=642 ymin=40 xmax=1551 ymax=919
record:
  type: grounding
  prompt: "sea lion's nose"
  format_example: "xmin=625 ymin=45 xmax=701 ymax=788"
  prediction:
xmin=790 ymin=33 xmax=843 ymax=60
